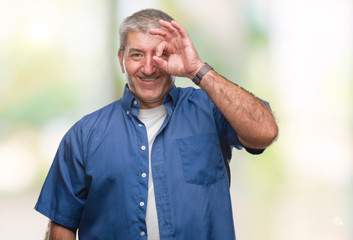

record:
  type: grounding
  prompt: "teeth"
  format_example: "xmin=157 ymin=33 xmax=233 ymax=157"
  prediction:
xmin=141 ymin=78 xmax=157 ymax=82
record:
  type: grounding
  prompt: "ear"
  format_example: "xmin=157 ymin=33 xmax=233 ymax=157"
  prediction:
xmin=118 ymin=50 xmax=125 ymax=73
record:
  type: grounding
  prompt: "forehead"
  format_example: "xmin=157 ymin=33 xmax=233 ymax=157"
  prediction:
xmin=125 ymin=31 xmax=164 ymax=53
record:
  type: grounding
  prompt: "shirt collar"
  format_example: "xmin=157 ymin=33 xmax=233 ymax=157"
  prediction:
xmin=121 ymin=84 xmax=179 ymax=114
xmin=121 ymin=85 xmax=135 ymax=112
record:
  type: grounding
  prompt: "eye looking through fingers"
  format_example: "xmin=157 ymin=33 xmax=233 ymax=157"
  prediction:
xmin=161 ymin=50 xmax=170 ymax=59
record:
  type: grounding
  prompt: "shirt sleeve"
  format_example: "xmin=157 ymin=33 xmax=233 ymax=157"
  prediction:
xmin=35 ymin=122 xmax=87 ymax=229
xmin=212 ymin=99 xmax=267 ymax=155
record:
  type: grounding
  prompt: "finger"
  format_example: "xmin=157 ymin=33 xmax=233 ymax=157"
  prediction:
xmin=154 ymin=41 xmax=169 ymax=57
xmin=149 ymin=28 xmax=173 ymax=41
xmin=158 ymin=20 xmax=181 ymax=38
xmin=170 ymin=21 xmax=189 ymax=39
xmin=152 ymin=55 xmax=168 ymax=71
xmin=155 ymin=41 xmax=175 ymax=60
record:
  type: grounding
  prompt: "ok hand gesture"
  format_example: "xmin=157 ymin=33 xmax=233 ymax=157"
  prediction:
xmin=149 ymin=20 xmax=204 ymax=79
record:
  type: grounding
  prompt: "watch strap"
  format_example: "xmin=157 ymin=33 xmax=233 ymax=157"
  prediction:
xmin=192 ymin=63 xmax=213 ymax=85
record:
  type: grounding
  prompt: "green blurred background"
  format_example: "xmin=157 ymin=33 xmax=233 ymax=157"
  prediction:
xmin=1 ymin=0 xmax=352 ymax=239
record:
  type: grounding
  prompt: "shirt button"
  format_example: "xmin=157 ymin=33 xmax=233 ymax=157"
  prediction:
xmin=134 ymin=100 xmax=138 ymax=105
xmin=140 ymin=202 xmax=145 ymax=207
xmin=138 ymin=124 xmax=143 ymax=127
xmin=142 ymin=173 xmax=147 ymax=178
xmin=140 ymin=231 xmax=145 ymax=236
xmin=126 ymin=110 xmax=130 ymax=115
xmin=141 ymin=145 xmax=146 ymax=150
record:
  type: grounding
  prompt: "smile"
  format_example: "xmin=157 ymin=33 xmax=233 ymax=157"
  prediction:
xmin=139 ymin=77 xmax=159 ymax=82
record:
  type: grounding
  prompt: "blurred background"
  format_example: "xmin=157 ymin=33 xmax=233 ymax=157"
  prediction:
xmin=0 ymin=0 xmax=352 ymax=239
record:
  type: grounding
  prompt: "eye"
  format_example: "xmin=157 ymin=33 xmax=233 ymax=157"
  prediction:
xmin=161 ymin=51 xmax=170 ymax=58
xmin=128 ymin=51 xmax=144 ymax=60
xmin=131 ymin=53 xmax=142 ymax=58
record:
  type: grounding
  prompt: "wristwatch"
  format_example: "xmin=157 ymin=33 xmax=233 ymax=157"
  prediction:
xmin=192 ymin=63 xmax=213 ymax=85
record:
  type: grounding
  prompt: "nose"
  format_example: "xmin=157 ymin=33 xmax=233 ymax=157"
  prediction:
xmin=141 ymin=55 xmax=156 ymax=76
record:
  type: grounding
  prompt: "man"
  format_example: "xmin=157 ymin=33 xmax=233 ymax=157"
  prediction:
xmin=35 ymin=8 xmax=278 ymax=240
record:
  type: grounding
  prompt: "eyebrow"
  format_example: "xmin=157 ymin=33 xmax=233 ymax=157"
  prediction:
xmin=128 ymin=48 xmax=143 ymax=54
xmin=127 ymin=48 xmax=166 ymax=56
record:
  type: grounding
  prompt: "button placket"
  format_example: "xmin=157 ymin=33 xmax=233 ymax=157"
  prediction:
xmin=136 ymin=116 xmax=149 ymax=238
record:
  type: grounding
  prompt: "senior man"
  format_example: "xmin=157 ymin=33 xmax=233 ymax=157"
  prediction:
xmin=35 ymin=8 xmax=278 ymax=240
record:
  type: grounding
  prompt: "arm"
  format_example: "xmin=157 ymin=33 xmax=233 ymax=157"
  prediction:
xmin=198 ymin=70 xmax=278 ymax=149
xmin=46 ymin=220 xmax=76 ymax=240
xmin=150 ymin=20 xmax=278 ymax=149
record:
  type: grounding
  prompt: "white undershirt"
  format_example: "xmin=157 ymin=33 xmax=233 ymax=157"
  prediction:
xmin=138 ymin=105 xmax=167 ymax=240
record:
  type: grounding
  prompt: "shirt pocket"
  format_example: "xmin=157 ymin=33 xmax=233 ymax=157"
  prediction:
xmin=176 ymin=133 xmax=226 ymax=186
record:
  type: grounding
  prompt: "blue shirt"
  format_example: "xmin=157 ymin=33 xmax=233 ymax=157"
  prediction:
xmin=35 ymin=85 xmax=265 ymax=240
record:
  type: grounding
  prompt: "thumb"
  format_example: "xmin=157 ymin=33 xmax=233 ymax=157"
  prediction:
xmin=153 ymin=56 xmax=168 ymax=72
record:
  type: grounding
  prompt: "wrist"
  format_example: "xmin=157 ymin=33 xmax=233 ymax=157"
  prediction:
xmin=189 ymin=61 xmax=205 ymax=79
xmin=191 ymin=62 xmax=213 ymax=85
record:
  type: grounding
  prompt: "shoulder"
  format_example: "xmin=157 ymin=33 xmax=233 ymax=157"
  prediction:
xmin=82 ymin=100 xmax=121 ymax=123
xmin=68 ymin=100 xmax=123 ymax=136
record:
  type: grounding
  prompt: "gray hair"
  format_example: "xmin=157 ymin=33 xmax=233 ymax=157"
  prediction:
xmin=119 ymin=9 xmax=174 ymax=55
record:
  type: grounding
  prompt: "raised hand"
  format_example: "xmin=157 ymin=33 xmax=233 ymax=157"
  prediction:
xmin=149 ymin=20 xmax=204 ymax=79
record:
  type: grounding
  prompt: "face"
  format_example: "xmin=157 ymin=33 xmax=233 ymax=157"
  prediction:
xmin=118 ymin=31 xmax=174 ymax=109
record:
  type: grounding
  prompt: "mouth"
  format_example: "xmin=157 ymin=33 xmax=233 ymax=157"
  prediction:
xmin=138 ymin=76 xmax=160 ymax=82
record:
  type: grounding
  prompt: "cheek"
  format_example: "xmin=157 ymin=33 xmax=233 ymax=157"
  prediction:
xmin=124 ymin=60 xmax=140 ymax=74
xmin=123 ymin=62 xmax=140 ymax=88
